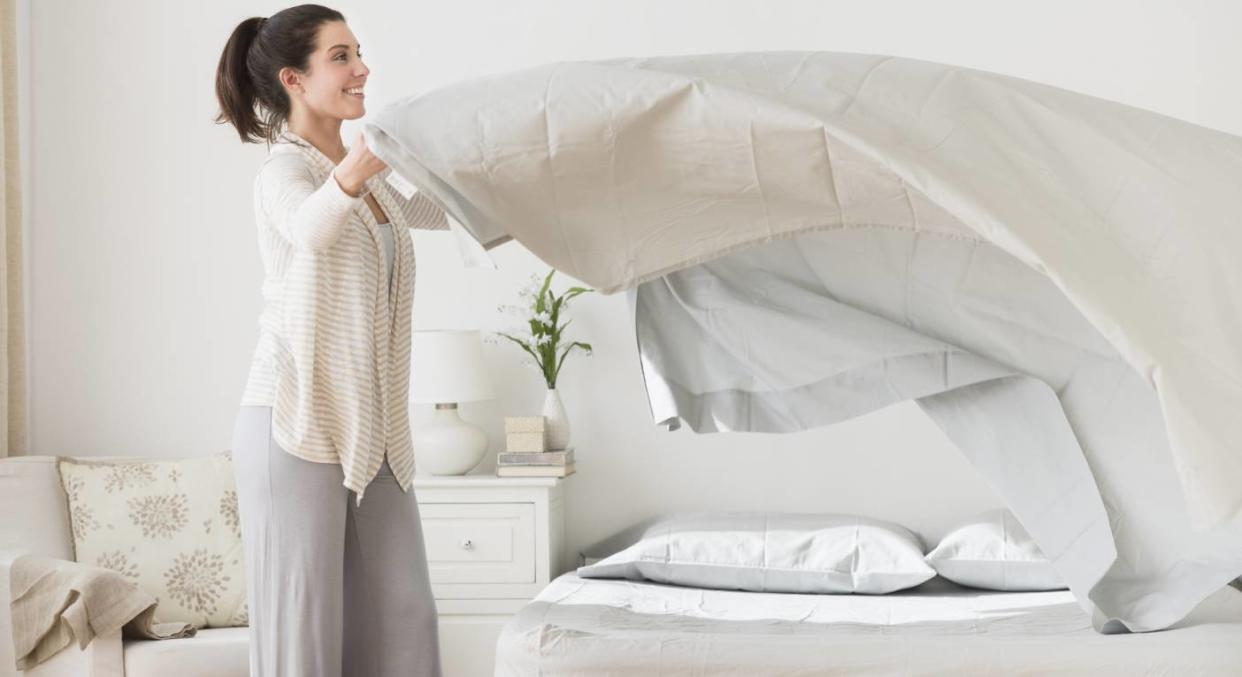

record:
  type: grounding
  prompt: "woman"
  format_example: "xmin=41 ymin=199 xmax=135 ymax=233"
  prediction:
xmin=213 ymin=5 xmax=446 ymax=676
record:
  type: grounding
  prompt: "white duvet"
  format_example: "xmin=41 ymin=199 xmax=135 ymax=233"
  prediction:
xmin=363 ymin=51 xmax=1242 ymax=632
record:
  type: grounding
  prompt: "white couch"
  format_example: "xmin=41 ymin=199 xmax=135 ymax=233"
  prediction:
xmin=0 ymin=456 xmax=249 ymax=677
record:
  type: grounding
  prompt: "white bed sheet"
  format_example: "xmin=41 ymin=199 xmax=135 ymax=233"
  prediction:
xmin=496 ymin=574 xmax=1242 ymax=676
xmin=364 ymin=51 xmax=1242 ymax=534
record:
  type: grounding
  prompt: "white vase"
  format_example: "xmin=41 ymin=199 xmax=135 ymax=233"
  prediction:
xmin=541 ymin=388 xmax=571 ymax=450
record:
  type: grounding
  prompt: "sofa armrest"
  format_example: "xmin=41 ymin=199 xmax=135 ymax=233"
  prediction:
xmin=0 ymin=551 xmax=126 ymax=677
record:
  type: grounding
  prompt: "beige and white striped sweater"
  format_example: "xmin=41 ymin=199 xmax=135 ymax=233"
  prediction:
xmin=241 ymin=129 xmax=448 ymax=505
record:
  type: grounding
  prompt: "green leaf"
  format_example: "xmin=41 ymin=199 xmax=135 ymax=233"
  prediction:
xmin=553 ymin=318 xmax=572 ymax=343
xmin=535 ymin=268 xmax=555 ymax=314
xmin=549 ymin=296 xmax=563 ymax=339
xmin=553 ymin=341 xmax=592 ymax=383
xmin=498 ymin=332 xmax=544 ymax=370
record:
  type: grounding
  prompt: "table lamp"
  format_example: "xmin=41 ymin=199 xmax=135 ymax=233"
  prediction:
xmin=411 ymin=329 xmax=496 ymax=475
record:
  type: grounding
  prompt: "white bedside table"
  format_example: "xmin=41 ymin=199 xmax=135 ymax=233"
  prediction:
xmin=413 ymin=474 xmax=569 ymax=677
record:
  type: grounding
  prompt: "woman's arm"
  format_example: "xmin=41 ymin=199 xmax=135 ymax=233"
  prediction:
xmin=255 ymin=152 xmax=363 ymax=253
xmin=402 ymin=191 xmax=450 ymax=231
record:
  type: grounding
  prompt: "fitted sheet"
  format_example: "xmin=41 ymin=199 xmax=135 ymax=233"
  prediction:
xmin=496 ymin=574 xmax=1242 ymax=676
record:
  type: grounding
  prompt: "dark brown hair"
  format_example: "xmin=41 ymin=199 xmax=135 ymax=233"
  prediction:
xmin=213 ymin=4 xmax=346 ymax=145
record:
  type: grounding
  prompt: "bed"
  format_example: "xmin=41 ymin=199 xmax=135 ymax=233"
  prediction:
xmin=365 ymin=50 xmax=1242 ymax=634
xmin=495 ymin=574 xmax=1242 ymax=676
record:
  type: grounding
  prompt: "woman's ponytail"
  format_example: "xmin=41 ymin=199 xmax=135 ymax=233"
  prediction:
xmin=214 ymin=17 xmax=268 ymax=144
xmin=213 ymin=5 xmax=346 ymax=145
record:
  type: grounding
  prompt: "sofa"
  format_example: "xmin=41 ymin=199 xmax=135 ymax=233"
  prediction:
xmin=0 ymin=456 xmax=249 ymax=677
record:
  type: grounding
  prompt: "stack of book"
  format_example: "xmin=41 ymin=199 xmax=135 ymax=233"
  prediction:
xmin=496 ymin=416 xmax=576 ymax=478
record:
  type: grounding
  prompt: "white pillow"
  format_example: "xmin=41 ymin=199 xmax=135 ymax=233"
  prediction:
xmin=576 ymin=512 xmax=935 ymax=594
xmin=58 ymin=453 xmax=248 ymax=628
xmin=926 ymin=509 xmax=1065 ymax=591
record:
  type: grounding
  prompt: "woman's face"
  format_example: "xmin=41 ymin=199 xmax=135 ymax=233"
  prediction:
xmin=283 ymin=20 xmax=369 ymax=121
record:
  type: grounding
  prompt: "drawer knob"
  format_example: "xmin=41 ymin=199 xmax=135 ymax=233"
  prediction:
xmin=460 ymin=538 xmax=474 ymax=550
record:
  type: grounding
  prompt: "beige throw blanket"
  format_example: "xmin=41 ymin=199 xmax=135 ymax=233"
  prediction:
xmin=9 ymin=553 xmax=196 ymax=670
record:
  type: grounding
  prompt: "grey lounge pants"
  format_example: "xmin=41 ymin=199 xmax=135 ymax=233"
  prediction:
xmin=231 ymin=405 xmax=442 ymax=677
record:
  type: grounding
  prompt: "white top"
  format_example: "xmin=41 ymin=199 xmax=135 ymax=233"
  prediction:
xmin=377 ymin=221 xmax=395 ymax=292
xmin=240 ymin=130 xmax=449 ymax=504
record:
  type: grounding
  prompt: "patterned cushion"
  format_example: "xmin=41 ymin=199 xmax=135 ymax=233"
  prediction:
xmin=57 ymin=453 xmax=247 ymax=628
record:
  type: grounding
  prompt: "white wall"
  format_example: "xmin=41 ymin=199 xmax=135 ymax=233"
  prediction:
xmin=14 ymin=0 xmax=30 ymax=454
xmin=24 ymin=0 xmax=1242 ymax=556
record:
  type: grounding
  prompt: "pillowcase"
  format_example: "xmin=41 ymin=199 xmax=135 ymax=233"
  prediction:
xmin=926 ymin=509 xmax=1065 ymax=591
xmin=57 ymin=453 xmax=248 ymax=628
xmin=576 ymin=511 xmax=935 ymax=594
xmin=578 ymin=515 xmax=663 ymax=567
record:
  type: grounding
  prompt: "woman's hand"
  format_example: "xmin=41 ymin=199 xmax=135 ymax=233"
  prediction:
xmin=333 ymin=131 xmax=388 ymax=197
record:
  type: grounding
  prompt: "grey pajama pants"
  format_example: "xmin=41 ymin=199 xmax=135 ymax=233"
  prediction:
xmin=230 ymin=405 xmax=443 ymax=677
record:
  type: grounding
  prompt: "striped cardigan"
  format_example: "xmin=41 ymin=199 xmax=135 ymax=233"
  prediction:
xmin=241 ymin=129 xmax=449 ymax=505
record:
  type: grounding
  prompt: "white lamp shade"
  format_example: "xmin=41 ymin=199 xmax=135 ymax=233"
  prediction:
xmin=411 ymin=330 xmax=495 ymax=403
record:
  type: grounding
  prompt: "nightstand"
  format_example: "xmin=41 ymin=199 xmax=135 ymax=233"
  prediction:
xmin=413 ymin=474 xmax=569 ymax=677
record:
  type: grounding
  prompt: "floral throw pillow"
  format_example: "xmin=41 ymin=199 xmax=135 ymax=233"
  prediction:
xmin=57 ymin=453 xmax=248 ymax=628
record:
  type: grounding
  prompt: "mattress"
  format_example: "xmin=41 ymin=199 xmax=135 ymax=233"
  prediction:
xmin=495 ymin=574 xmax=1242 ymax=676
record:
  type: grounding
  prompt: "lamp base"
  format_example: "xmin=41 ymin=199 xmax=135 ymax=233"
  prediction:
xmin=414 ymin=404 xmax=489 ymax=475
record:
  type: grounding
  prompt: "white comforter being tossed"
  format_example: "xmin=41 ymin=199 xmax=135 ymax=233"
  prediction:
xmin=363 ymin=51 xmax=1242 ymax=632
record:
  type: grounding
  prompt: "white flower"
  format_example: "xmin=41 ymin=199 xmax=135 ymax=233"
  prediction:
xmin=537 ymin=334 xmax=552 ymax=347
xmin=497 ymin=304 xmax=529 ymax=319
xmin=518 ymin=274 xmax=543 ymax=300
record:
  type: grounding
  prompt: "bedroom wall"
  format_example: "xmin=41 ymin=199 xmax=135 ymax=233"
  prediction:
xmin=23 ymin=0 xmax=1242 ymax=557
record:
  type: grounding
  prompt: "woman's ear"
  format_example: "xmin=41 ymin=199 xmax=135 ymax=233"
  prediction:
xmin=278 ymin=66 xmax=305 ymax=95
